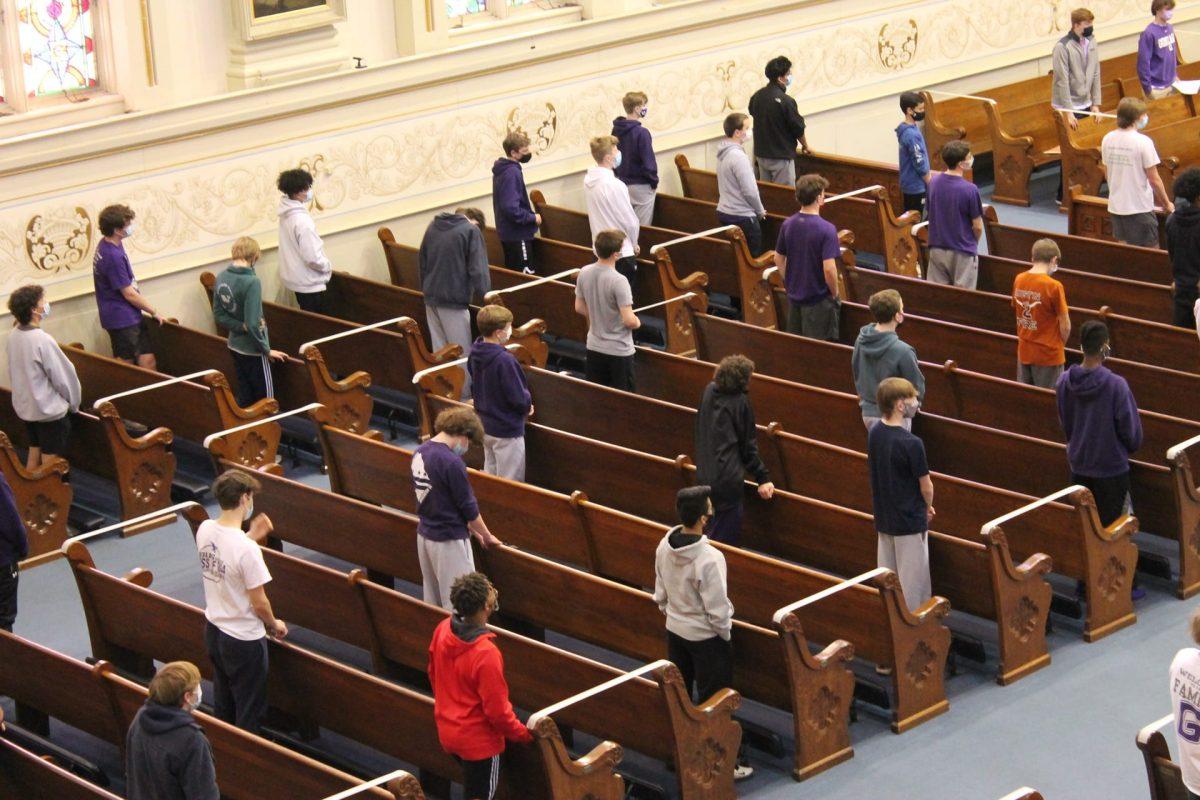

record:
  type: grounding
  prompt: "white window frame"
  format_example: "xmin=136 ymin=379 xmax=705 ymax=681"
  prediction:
xmin=447 ymin=0 xmax=567 ymax=30
xmin=0 ymin=0 xmax=116 ymax=115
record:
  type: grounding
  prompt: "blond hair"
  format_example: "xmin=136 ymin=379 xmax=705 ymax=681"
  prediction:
xmin=622 ymin=91 xmax=648 ymax=114
xmin=476 ymin=304 xmax=514 ymax=337
xmin=876 ymin=377 xmax=918 ymax=417
xmin=590 ymin=135 xmax=619 ymax=164
xmin=148 ymin=661 xmax=201 ymax=707
xmin=1030 ymin=238 xmax=1061 ymax=264
xmin=231 ymin=236 xmax=261 ymax=263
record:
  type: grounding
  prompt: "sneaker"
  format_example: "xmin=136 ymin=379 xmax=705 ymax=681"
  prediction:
xmin=733 ymin=762 xmax=754 ymax=781
xmin=875 ymin=664 xmax=893 ymax=676
xmin=522 ymin=267 xmax=536 ymax=275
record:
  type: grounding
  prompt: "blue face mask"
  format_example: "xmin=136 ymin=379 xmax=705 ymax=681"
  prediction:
xmin=451 ymin=441 xmax=469 ymax=456
xmin=613 ymin=151 xmax=623 ymax=169
xmin=1137 ymin=114 xmax=1150 ymax=130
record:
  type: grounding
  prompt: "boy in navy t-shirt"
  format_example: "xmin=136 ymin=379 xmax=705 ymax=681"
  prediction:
xmin=867 ymin=377 xmax=934 ymax=614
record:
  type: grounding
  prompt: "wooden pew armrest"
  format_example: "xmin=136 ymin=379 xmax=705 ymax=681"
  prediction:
xmin=432 ymin=343 xmax=464 ymax=362
xmin=909 ymin=594 xmax=953 ymax=624
xmin=810 ymin=637 xmax=856 ymax=670
xmin=122 ymin=568 xmax=154 ymax=588
xmin=225 ymin=395 xmax=281 ymax=422
xmin=95 ymin=403 xmax=176 ymax=450
xmin=1102 ymin=512 xmax=1139 ymax=542
xmin=14 ymin=453 xmax=69 ymax=481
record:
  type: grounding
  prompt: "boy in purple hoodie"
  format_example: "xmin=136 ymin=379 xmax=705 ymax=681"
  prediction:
xmin=467 ymin=305 xmax=533 ymax=482
xmin=612 ymin=91 xmax=658 ymax=226
xmin=1055 ymin=321 xmax=1143 ymax=527
xmin=1138 ymin=0 xmax=1178 ymax=99
xmin=491 ymin=132 xmax=542 ymax=275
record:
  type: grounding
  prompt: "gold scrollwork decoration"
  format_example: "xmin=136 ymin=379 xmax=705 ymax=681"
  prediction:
xmin=25 ymin=206 xmax=92 ymax=274
xmin=506 ymin=102 xmax=558 ymax=155
xmin=878 ymin=19 xmax=919 ymax=71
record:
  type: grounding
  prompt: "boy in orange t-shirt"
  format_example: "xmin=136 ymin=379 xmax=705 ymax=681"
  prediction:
xmin=1012 ymin=238 xmax=1071 ymax=388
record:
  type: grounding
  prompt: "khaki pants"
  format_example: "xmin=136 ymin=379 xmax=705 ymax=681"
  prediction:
xmin=877 ymin=531 xmax=932 ymax=612
xmin=627 ymin=183 xmax=656 ymax=226
xmin=1017 ymin=361 xmax=1064 ymax=389
xmin=926 ymin=248 xmax=979 ymax=290
xmin=1148 ymin=86 xmax=1175 ymax=100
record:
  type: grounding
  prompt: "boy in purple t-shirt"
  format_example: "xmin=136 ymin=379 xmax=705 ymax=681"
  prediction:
xmin=774 ymin=174 xmax=842 ymax=341
xmin=412 ymin=407 xmax=502 ymax=610
xmin=1138 ymin=0 xmax=1178 ymax=99
xmin=92 ymin=205 xmax=164 ymax=369
xmin=926 ymin=141 xmax=984 ymax=290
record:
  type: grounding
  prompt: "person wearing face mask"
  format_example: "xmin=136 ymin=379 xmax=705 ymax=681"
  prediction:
xmin=584 ymin=135 xmax=642 ymax=288
xmin=492 ymin=132 xmax=542 ymax=275
xmin=612 ymin=91 xmax=658 ymax=226
xmin=867 ymin=378 xmax=934 ymax=616
xmin=212 ymin=237 xmax=287 ymax=407
xmin=125 ymin=661 xmax=219 ymax=800
xmin=852 ymin=289 xmax=925 ymax=430
xmin=413 ymin=407 xmax=502 ymax=610
xmin=429 ymin=572 xmax=532 ymax=800
xmin=1102 ymin=96 xmax=1173 ymax=248
xmin=1055 ymin=321 xmax=1143 ymax=529
xmin=653 ymin=485 xmax=752 ymax=781
xmin=1012 ymin=239 xmax=1071 ymax=389
xmin=196 ymin=470 xmax=286 ymax=734
xmin=419 ymin=207 xmax=492 ymax=398
xmin=275 ymin=168 xmax=333 ymax=313
xmin=1139 ymin=0 xmax=1179 ymax=99
xmin=467 ymin=305 xmax=532 ymax=482
xmin=716 ymin=112 xmax=768 ymax=257
xmin=747 ymin=55 xmax=810 ymax=186
xmin=6 ymin=284 xmax=80 ymax=471
xmin=1051 ymin=8 xmax=1102 ymax=132
xmin=926 ymin=140 xmax=984 ymax=290
xmin=896 ymin=91 xmax=931 ymax=216
xmin=94 ymin=204 xmax=164 ymax=370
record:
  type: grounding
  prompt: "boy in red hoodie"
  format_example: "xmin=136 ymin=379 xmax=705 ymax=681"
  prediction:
xmin=428 ymin=572 xmax=532 ymax=799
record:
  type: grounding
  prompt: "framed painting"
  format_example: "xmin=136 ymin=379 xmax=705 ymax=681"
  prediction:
xmin=232 ymin=0 xmax=347 ymax=41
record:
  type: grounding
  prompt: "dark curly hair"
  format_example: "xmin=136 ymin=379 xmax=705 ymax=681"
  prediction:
xmin=98 ymin=204 xmax=135 ymax=237
xmin=713 ymin=354 xmax=754 ymax=394
xmin=276 ymin=168 xmax=314 ymax=197
xmin=8 ymin=284 xmax=44 ymax=326
xmin=1174 ymin=167 xmax=1200 ymax=204
xmin=435 ymin=406 xmax=484 ymax=446
xmin=450 ymin=572 xmax=493 ymax=617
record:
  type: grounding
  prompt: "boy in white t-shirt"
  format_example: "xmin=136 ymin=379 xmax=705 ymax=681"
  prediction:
xmin=196 ymin=470 xmax=287 ymax=734
xmin=1170 ymin=608 xmax=1200 ymax=800
xmin=1101 ymin=96 xmax=1173 ymax=248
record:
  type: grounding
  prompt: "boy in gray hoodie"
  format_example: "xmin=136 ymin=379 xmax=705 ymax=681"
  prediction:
xmin=852 ymin=289 xmax=925 ymax=430
xmin=715 ymin=112 xmax=767 ymax=257
xmin=653 ymin=485 xmax=752 ymax=780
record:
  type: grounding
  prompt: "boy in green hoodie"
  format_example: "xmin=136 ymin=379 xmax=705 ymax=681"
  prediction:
xmin=211 ymin=237 xmax=287 ymax=407
xmin=851 ymin=289 xmax=925 ymax=430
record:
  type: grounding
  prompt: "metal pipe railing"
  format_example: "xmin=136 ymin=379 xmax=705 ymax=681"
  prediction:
xmin=489 ymin=267 xmax=582 ymax=295
xmin=525 ymin=659 xmax=672 ymax=729
xmin=632 ymin=292 xmax=698 ymax=314
xmin=824 ymin=185 xmax=882 ymax=203
xmin=202 ymin=403 xmax=322 ymax=449
xmin=60 ymin=501 xmax=204 ymax=553
xmin=926 ymin=89 xmax=997 ymax=104
xmin=648 ymin=225 xmax=738 ymax=254
xmin=979 ymin=485 xmax=1084 ymax=535
xmin=320 ymin=770 xmax=418 ymax=800
xmin=410 ymin=344 xmax=524 ymax=385
xmin=92 ymin=369 xmax=221 ymax=411
xmin=298 ymin=316 xmax=411 ymax=355
xmin=772 ymin=567 xmax=890 ymax=625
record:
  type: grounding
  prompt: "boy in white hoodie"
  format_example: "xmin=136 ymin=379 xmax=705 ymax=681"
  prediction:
xmin=653 ymin=485 xmax=752 ymax=780
xmin=276 ymin=169 xmax=333 ymax=313
xmin=584 ymin=135 xmax=642 ymax=290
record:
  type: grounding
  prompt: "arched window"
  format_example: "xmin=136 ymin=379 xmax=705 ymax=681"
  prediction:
xmin=446 ymin=0 xmax=546 ymax=27
xmin=0 ymin=0 xmax=106 ymax=112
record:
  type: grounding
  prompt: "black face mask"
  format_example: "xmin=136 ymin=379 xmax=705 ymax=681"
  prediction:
xmin=518 ymin=153 xmax=532 ymax=164
xmin=1082 ymin=25 xmax=1094 ymax=37
xmin=912 ymin=111 xmax=926 ymax=122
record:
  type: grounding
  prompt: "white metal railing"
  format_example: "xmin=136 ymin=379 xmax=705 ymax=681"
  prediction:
xmin=648 ymin=225 xmax=738 ymax=254
xmin=489 ymin=267 xmax=582 ymax=295
xmin=1052 ymin=106 xmax=1118 ymax=119
xmin=979 ymin=485 xmax=1084 ymax=535
xmin=92 ymin=369 xmax=220 ymax=410
xmin=912 ymin=221 xmax=928 ymax=234
xmin=202 ymin=404 xmax=322 ymax=449
xmin=298 ymin=316 xmax=411 ymax=355
xmin=1166 ymin=433 xmax=1200 ymax=462
xmin=926 ymin=89 xmax=997 ymax=104
xmin=632 ymin=293 xmax=698 ymax=314
xmin=997 ymin=789 xmax=1041 ymax=800
xmin=410 ymin=344 xmax=524 ymax=385
xmin=824 ymin=185 xmax=881 ymax=203
xmin=60 ymin=501 xmax=204 ymax=553
xmin=320 ymin=770 xmax=417 ymax=800
xmin=772 ymin=567 xmax=889 ymax=625
xmin=526 ymin=659 xmax=672 ymax=729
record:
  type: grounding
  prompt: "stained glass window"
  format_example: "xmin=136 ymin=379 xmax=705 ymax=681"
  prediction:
xmin=446 ymin=0 xmax=485 ymax=16
xmin=16 ymin=0 xmax=98 ymax=99
xmin=507 ymin=0 xmax=532 ymax=5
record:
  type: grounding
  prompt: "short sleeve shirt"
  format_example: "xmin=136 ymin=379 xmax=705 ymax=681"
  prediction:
xmin=1170 ymin=648 xmax=1200 ymax=794
xmin=575 ymin=262 xmax=635 ymax=356
xmin=926 ymin=173 xmax=984 ymax=255
xmin=196 ymin=519 xmax=272 ymax=641
xmin=1012 ymin=271 xmax=1069 ymax=367
xmin=1102 ymin=128 xmax=1160 ymax=215
xmin=92 ymin=239 xmax=142 ymax=331
xmin=867 ymin=422 xmax=930 ymax=535
xmin=775 ymin=212 xmax=841 ymax=305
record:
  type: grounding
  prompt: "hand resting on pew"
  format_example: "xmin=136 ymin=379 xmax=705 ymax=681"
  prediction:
xmin=757 ymin=481 xmax=775 ymax=500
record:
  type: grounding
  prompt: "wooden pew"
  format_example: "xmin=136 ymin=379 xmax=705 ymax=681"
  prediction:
xmin=530 ymin=189 xmax=779 ymax=327
xmin=502 ymin=361 xmax=1138 ymax=642
xmin=0 ymin=735 xmax=124 ymax=800
xmin=0 ymin=630 xmax=408 ymax=800
xmin=794 ymin=151 xmax=910 ymax=212
xmin=839 ymin=265 xmax=1199 ymax=374
xmin=64 ymin=343 xmax=281 ymax=475
xmin=222 ymin=521 xmax=742 ymax=800
xmin=1053 ymin=106 xmax=1187 ymax=205
xmin=306 ymin=424 xmax=943 ymax=779
xmin=982 ymin=208 xmax=1172 ymax=284
xmin=0 ymin=387 xmax=175 ymax=531
xmin=0 ymin=430 xmax=72 ymax=567
xmin=67 ymin=538 xmax=616 ymax=800
xmin=1137 ymin=714 xmax=1189 ymax=800
xmin=675 ymin=154 xmax=921 ymax=277
xmin=1065 ymin=185 xmax=1168 ymax=246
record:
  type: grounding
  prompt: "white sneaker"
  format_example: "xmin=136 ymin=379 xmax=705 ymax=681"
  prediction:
xmin=733 ymin=763 xmax=754 ymax=781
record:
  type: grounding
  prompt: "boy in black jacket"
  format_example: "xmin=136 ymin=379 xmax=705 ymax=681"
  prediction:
xmin=747 ymin=55 xmax=810 ymax=186
xmin=1167 ymin=167 xmax=1200 ymax=328
xmin=125 ymin=661 xmax=219 ymax=800
xmin=693 ymin=355 xmax=775 ymax=544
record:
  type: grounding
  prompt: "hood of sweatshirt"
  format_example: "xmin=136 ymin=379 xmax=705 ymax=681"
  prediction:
xmin=469 ymin=339 xmax=510 ymax=369
xmin=492 ymin=157 xmax=523 ymax=179
xmin=855 ymin=324 xmax=903 ymax=357
xmin=440 ymin=615 xmax=494 ymax=661
xmin=612 ymin=117 xmax=643 ymax=137
xmin=584 ymin=166 xmax=616 ymax=190
xmin=1172 ymin=202 xmax=1200 ymax=229
xmin=277 ymin=196 xmax=308 ymax=220
xmin=716 ymin=139 xmax=745 ymax=162
xmin=1062 ymin=363 xmax=1115 ymax=398
xmin=136 ymin=702 xmax=200 ymax=736
xmin=895 ymin=122 xmax=921 ymax=141
xmin=431 ymin=210 xmax=468 ymax=232
xmin=663 ymin=525 xmax=709 ymax=563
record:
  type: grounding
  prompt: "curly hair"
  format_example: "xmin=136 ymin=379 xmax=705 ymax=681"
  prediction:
xmin=713 ymin=354 xmax=754 ymax=393
xmin=276 ymin=168 xmax=314 ymax=197
xmin=450 ymin=572 xmax=493 ymax=617
xmin=435 ymin=406 xmax=484 ymax=446
xmin=98 ymin=204 xmax=135 ymax=237
xmin=7 ymin=284 xmax=44 ymax=326
xmin=1173 ymin=167 xmax=1200 ymax=203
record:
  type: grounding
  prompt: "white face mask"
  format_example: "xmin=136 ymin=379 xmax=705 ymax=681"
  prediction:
xmin=123 ymin=223 xmax=136 ymax=237
xmin=39 ymin=301 xmax=50 ymax=318
xmin=902 ymin=399 xmax=920 ymax=419
xmin=243 ymin=498 xmax=254 ymax=521
xmin=962 ymin=156 xmax=975 ymax=171
xmin=187 ymin=685 xmax=202 ymax=711
xmin=784 ymin=74 xmax=794 ymax=88
xmin=497 ymin=324 xmax=512 ymax=343
xmin=304 ymin=188 xmax=314 ymax=203
xmin=1137 ymin=115 xmax=1150 ymax=130
xmin=742 ymin=129 xmax=753 ymax=142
